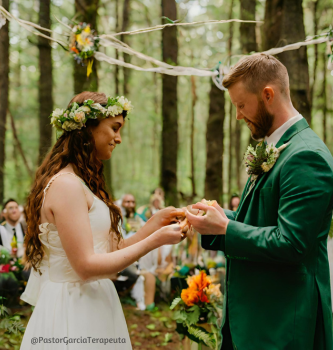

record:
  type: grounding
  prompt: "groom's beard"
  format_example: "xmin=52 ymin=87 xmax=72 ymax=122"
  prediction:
xmin=247 ymin=100 xmax=274 ymax=141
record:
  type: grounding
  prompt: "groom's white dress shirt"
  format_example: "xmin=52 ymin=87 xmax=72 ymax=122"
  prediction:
xmin=265 ymin=114 xmax=303 ymax=147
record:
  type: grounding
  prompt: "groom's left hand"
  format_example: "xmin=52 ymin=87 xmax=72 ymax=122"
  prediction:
xmin=185 ymin=202 xmax=229 ymax=235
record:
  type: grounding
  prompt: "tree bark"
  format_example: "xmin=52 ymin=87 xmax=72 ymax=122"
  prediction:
xmin=74 ymin=0 xmax=99 ymax=94
xmin=227 ymin=0 xmax=234 ymax=199
xmin=161 ymin=0 xmax=178 ymax=206
xmin=264 ymin=0 xmax=311 ymax=124
xmin=121 ymin=0 xmax=131 ymax=96
xmin=240 ymin=0 xmax=258 ymax=54
xmin=115 ymin=0 xmax=120 ymax=95
xmin=190 ymin=76 xmax=197 ymax=199
xmin=0 ymin=0 xmax=9 ymax=204
xmin=310 ymin=0 xmax=319 ymax=108
xmin=38 ymin=0 xmax=53 ymax=165
xmin=239 ymin=0 xmax=257 ymax=190
xmin=205 ymin=83 xmax=225 ymax=204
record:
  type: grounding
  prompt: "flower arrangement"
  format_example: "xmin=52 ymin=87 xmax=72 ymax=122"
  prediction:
xmin=244 ymin=141 xmax=289 ymax=181
xmin=50 ymin=96 xmax=133 ymax=132
xmin=69 ymin=22 xmax=99 ymax=76
xmin=171 ymin=270 xmax=223 ymax=349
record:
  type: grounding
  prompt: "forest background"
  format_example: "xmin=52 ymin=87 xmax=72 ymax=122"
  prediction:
xmin=0 ymin=0 xmax=332 ymax=209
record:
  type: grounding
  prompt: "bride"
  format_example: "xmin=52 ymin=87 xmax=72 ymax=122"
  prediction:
xmin=20 ymin=91 xmax=185 ymax=349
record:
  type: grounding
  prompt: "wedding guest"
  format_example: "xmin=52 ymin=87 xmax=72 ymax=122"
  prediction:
xmin=229 ymin=194 xmax=240 ymax=211
xmin=138 ymin=193 xmax=165 ymax=222
xmin=0 ymin=199 xmax=25 ymax=258
xmin=118 ymin=194 xmax=145 ymax=238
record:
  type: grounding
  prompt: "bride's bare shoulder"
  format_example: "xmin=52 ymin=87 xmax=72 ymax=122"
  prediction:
xmin=45 ymin=173 xmax=84 ymax=200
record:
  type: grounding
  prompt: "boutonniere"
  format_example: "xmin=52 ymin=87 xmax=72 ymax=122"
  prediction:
xmin=244 ymin=141 xmax=289 ymax=182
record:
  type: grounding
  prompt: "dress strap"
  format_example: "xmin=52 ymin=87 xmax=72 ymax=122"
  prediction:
xmin=41 ymin=172 xmax=81 ymax=208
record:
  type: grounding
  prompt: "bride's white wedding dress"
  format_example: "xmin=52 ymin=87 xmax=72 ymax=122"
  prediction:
xmin=20 ymin=173 xmax=132 ymax=349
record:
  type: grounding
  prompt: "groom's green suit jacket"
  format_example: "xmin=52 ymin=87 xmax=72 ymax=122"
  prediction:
xmin=202 ymin=118 xmax=333 ymax=350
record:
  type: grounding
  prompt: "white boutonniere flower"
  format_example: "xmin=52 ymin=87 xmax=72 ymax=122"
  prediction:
xmin=244 ymin=141 xmax=289 ymax=182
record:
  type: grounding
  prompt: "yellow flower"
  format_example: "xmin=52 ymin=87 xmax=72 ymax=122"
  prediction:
xmin=76 ymin=34 xmax=84 ymax=46
xmin=83 ymin=25 xmax=91 ymax=34
xmin=204 ymin=283 xmax=222 ymax=299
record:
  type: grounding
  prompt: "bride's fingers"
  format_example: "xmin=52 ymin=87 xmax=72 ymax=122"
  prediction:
xmin=192 ymin=202 xmax=210 ymax=212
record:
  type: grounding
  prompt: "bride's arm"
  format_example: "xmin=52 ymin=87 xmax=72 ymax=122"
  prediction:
xmin=48 ymin=176 xmax=184 ymax=281
xmin=120 ymin=206 xmax=185 ymax=249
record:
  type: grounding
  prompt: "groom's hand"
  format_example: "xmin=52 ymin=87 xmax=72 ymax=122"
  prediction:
xmin=185 ymin=202 xmax=229 ymax=235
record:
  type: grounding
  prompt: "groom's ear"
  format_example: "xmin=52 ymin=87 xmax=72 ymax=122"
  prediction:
xmin=262 ymin=87 xmax=275 ymax=105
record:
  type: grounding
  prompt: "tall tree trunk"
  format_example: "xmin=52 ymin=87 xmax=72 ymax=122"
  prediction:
xmin=239 ymin=0 xmax=257 ymax=190
xmin=121 ymin=0 xmax=131 ymax=95
xmin=74 ymin=0 xmax=99 ymax=94
xmin=310 ymin=0 xmax=319 ymax=108
xmin=115 ymin=0 xmax=120 ymax=95
xmin=227 ymin=0 xmax=234 ymax=198
xmin=322 ymin=50 xmax=327 ymax=144
xmin=190 ymin=76 xmax=197 ymax=199
xmin=205 ymin=83 xmax=225 ymax=204
xmin=38 ymin=0 xmax=53 ymax=165
xmin=240 ymin=0 xmax=258 ymax=54
xmin=0 ymin=0 xmax=9 ymax=204
xmin=264 ymin=0 xmax=311 ymax=124
xmin=161 ymin=0 xmax=178 ymax=206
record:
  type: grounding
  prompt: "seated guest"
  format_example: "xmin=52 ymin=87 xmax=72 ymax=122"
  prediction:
xmin=117 ymin=194 xmax=145 ymax=238
xmin=137 ymin=192 xmax=164 ymax=222
xmin=0 ymin=199 xmax=25 ymax=258
xmin=229 ymin=193 xmax=240 ymax=211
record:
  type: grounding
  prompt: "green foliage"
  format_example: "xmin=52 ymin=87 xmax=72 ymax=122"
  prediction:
xmin=162 ymin=332 xmax=173 ymax=346
xmin=146 ymin=323 xmax=156 ymax=330
xmin=186 ymin=305 xmax=201 ymax=326
xmin=170 ymin=297 xmax=181 ymax=310
xmin=187 ymin=325 xmax=216 ymax=349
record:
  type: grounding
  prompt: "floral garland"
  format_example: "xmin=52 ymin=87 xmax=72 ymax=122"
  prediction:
xmin=69 ymin=23 xmax=99 ymax=76
xmin=50 ymin=96 xmax=133 ymax=132
xmin=244 ymin=141 xmax=288 ymax=181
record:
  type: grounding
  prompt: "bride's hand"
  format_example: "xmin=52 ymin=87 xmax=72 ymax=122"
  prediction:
xmin=147 ymin=206 xmax=186 ymax=229
xmin=150 ymin=223 xmax=186 ymax=247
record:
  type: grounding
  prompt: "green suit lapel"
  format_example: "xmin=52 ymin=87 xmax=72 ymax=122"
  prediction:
xmin=236 ymin=117 xmax=309 ymax=222
xmin=275 ymin=117 xmax=309 ymax=148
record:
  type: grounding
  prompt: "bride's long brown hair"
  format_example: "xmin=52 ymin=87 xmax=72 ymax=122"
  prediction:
xmin=24 ymin=91 xmax=123 ymax=272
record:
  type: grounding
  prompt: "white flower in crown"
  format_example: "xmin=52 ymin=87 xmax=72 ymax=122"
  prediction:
xmin=107 ymin=105 xmax=123 ymax=117
xmin=91 ymin=103 xmax=107 ymax=114
xmin=52 ymin=108 xmax=64 ymax=118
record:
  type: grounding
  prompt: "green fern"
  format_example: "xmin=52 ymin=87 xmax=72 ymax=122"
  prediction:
xmin=170 ymin=297 xmax=182 ymax=310
xmin=187 ymin=325 xmax=216 ymax=349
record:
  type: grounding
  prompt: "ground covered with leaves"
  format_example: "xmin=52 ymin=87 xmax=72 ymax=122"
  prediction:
xmin=0 ymin=302 xmax=183 ymax=350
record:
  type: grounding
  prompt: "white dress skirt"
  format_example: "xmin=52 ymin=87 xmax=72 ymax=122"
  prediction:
xmin=20 ymin=174 xmax=132 ymax=349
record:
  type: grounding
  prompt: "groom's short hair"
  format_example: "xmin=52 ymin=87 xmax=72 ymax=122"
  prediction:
xmin=222 ymin=53 xmax=289 ymax=97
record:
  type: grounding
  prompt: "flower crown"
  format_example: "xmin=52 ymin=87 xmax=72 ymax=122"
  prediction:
xmin=50 ymin=96 xmax=133 ymax=132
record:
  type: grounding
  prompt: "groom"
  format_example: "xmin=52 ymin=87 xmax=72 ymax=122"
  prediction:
xmin=186 ymin=53 xmax=333 ymax=350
